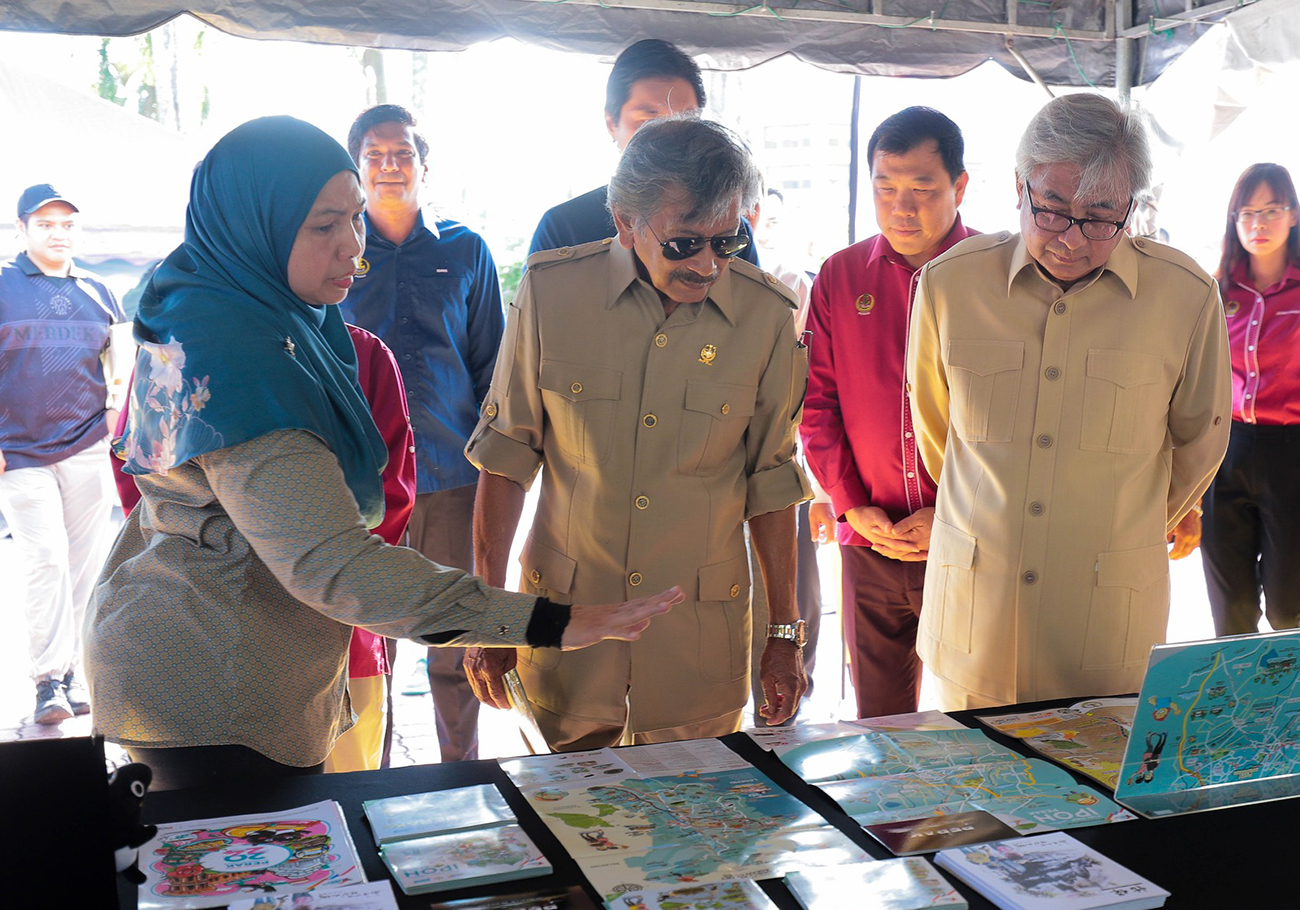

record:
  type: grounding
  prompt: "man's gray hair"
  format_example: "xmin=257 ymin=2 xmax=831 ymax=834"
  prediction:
xmin=607 ymin=116 xmax=762 ymax=228
xmin=1015 ymin=93 xmax=1152 ymax=205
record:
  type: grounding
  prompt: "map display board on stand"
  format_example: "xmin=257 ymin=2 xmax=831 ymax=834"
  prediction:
xmin=1114 ymin=629 xmax=1300 ymax=817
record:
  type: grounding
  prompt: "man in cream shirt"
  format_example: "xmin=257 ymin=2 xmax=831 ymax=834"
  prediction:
xmin=907 ymin=94 xmax=1231 ymax=710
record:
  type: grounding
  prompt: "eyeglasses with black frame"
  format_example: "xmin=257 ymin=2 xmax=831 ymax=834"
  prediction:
xmin=646 ymin=222 xmax=751 ymax=261
xmin=1023 ymin=180 xmax=1134 ymax=241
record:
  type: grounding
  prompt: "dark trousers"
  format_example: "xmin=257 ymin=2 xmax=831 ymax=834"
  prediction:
xmin=841 ymin=544 xmax=926 ymax=719
xmin=1202 ymin=422 xmax=1300 ymax=636
xmin=407 ymin=484 xmax=481 ymax=762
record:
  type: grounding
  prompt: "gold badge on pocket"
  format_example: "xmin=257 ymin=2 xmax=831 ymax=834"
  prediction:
xmin=699 ymin=344 xmax=717 ymax=365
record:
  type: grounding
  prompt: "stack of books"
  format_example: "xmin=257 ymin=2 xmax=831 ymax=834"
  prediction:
xmin=363 ymin=784 xmax=552 ymax=896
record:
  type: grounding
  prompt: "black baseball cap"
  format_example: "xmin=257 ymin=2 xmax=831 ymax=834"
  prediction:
xmin=17 ymin=184 xmax=79 ymax=219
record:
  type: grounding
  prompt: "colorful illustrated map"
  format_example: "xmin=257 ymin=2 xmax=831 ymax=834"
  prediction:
xmin=501 ymin=742 xmax=868 ymax=902
xmin=820 ymin=758 xmax=1134 ymax=832
xmin=775 ymin=728 xmax=1023 ymax=783
xmin=977 ymin=698 xmax=1137 ymax=790
xmin=1115 ymin=629 xmax=1300 ymax=816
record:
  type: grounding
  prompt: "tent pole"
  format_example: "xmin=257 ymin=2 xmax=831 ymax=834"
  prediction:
xmin=1115 ymin=0 xmax=1133 ymax=102
xmin=847 ymin=75 xmax=861 ymax=247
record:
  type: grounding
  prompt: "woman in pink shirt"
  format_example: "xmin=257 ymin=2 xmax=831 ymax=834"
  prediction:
xmin=1201 ymin=163 xmax=1300 ymax=635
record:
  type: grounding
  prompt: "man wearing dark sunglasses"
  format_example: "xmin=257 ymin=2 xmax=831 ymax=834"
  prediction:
xmin=906 ymin=93 xmax=1231 ymax=712
xmin=465 ymin=116 xmax=811 ymax=751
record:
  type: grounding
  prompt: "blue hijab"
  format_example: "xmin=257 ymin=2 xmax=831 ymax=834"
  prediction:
xmin=118 ymin=116 xmax=387 ymax=526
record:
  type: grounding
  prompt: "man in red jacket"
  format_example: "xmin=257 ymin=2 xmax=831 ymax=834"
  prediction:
xmin=800 ymin=107 xmax=977 ymax=719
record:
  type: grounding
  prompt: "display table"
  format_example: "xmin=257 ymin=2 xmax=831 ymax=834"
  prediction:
xmin=123 ymin=698 xmax=1290 ymax=908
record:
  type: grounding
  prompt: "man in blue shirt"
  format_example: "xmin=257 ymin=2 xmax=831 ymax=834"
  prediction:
xmin=339 ymin=105 xmax=504 ymax=763
xmin=0 ymin=184 xmax=123 ymax=725
xmin=528 ymin=39 xmax=759 ymax=266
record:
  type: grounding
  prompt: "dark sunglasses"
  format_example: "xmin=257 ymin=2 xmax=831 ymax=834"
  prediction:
xmin=647 ymin=223 xmax=751 ymax=261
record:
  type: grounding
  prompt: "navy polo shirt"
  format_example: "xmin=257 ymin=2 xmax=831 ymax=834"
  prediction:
xmin=528 ymin=184 xmax=761 ymax=268
xmin=0 ymin=253 xmax=123 ymax=469
xmin=339 ymin=211 xmax=503 ymax=495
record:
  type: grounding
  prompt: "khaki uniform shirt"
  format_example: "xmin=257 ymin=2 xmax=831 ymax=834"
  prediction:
xmin=466 ymin=239 xmax=810 ymax=732
xmin=907 ymin=232 xmax=1231 ymax=705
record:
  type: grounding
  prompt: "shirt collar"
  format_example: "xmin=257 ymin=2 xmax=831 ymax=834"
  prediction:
xmin=607 ymin=239 xmax=740 ymax=325
xmin=1230 ymin=257 xmax=1300 ymax=293
xmin=15 ymin=250 xmax=87 ymax=279
xmin=869 ymin=214 xmax=972 ymax=270
xmin=1008 ymin=233 xmax=1139 ymax=299
xmin=362 ymin=208 xmax=437 ymax=248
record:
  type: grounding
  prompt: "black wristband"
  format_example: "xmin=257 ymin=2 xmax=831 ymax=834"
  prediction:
xmin=526 ymin=598 xmax=570 ymax=649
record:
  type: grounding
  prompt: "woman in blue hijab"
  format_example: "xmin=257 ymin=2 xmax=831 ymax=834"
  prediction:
xmin=85 ymin=117 xmax=679 ymax=789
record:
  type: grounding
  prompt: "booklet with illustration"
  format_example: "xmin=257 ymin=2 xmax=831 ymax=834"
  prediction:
xmin=976 ymin=699 xmax=1138 ymax=790
xmin=934 ymin=832 xmax=1168 ymax=910
xmin=785 ymin=858 xmax=968 ymax=909
xmin=604 ymin=880 xmax=778 ymax=910
xmin=137 ymin=799 xmax=364 ymax=909
xmin=381 ymin=824 xmax=552 ymax=895
xmin=364 ymin=784 xmax=514 ymax=844
xmin=225 ymin=880 xmax=399 ymax=910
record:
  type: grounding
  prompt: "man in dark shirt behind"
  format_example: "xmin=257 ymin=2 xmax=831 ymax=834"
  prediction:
xmin=338 ymin=104 xmax=504 ymax=762
xmin=528 ymin=38 xmax=759 ymax=267
xmin=0 ymin=184 xmax=124 ymax=725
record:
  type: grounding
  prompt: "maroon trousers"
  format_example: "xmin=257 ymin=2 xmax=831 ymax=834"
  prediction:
xmin=840 ymin=544 xmax=926 ymax=719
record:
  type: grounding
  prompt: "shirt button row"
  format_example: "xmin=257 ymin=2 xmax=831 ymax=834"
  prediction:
xmin=571 ymin=382 xmax=583 ymax=394
xmin=643 ymin=414 xmax=657 ymax=428
xmin=629 ymin=572 xmax=643 ymax=586
xmin=635 ymin=495 xmax=650 ymax=510
xmin=655 ymin=334 xmax=668 ymax=348
xmin=1054 ymin=302 xmax=1067 ymax=315
xmin=484 ymin=403 xmax=498 ymax=418
xmin=1029 ymin=501 xmax=1045 ymax=516
xmin=1037 ymin=434 xmax=1053 ymax=448
xmin=1023 ymin=571 xmax=1038 ymax=585
xmin=1044 ymin=366 xmax=1060 ymax=381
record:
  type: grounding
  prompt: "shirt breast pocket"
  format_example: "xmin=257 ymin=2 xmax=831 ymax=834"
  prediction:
xmin=946 ymin=340 xmax=1023 ymax=443
xmin=678 ymin=380 xmax=757 ymax=476
xmin=539 ymin=360 xmax=622 ymax=465
xmin=1080 ymin=350 xmax=1166 ymax=455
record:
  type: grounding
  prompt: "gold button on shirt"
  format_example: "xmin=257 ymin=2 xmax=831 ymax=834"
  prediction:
xmin=465 ymin=239 xmax=812 ymax=733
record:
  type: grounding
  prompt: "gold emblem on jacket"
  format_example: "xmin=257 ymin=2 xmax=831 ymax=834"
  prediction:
xmin=855 ymin=293 xmax=875 ymax=315
xmin=699 ymin=344 xmax=717 ymax=365
xmin=354 ymin=257 xmax=370 ymax=278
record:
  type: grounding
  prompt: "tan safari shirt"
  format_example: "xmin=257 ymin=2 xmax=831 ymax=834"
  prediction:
xmin=907 ymin=232 xmax=1231 ymax=706
xmin=466 ymin=238 xmax=811 ymax=732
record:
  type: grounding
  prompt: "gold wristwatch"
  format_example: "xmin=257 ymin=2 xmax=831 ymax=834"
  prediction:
xmin=766 ymin=620 xmax=807 ymax=648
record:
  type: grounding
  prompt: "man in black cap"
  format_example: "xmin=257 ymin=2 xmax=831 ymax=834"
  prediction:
xmin=1 ymin=184 xmax=124 ymax=724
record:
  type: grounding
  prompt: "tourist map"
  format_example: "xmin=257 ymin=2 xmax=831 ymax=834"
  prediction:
xmin=775 ymin=727 xmax=1024 ymax=783
xmin=820 ymin=758 xmax=1134 ymax=831
xmin=1115 ymin=629 xmax=1300 ymax=816
xmin=500 ymin=740 xmax=869 ymax=902
xmin=977 ymin=698 xmax=1138 ymax=790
